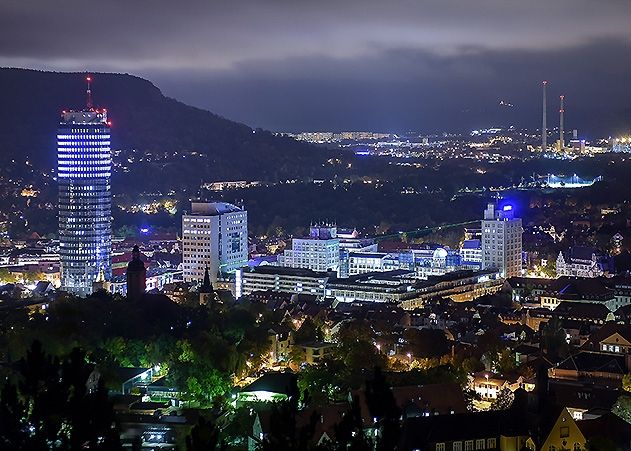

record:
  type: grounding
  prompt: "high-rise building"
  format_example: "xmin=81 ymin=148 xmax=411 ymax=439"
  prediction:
xmin=58 ymin=77 xmax=112 ymax=295
xmin=481 ymin=203 xmax=522 ymax=278
xmin=182 ymin=202 xmax=248 ymax=284
xmin=278 ymin=224 xmax=340 ymax=274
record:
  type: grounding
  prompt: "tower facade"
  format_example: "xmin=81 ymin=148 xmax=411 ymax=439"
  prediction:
xmin=126 ymin=245 xmax=146 ymax=301
xmin=182 ymin=202 xmax=248 ymax=284
xmin=481 ymin=203 xmax=522 ymax=278
xmin=58 ymin=82 xmax=112 ymax=296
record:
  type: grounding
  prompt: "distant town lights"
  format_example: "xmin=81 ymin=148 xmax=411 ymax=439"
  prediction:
xmin=503 ymin=205 xmax=513 ymax=211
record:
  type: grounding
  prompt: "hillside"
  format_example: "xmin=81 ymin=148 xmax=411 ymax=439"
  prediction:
xmin=0 ymin=68 xmax=335 ymax=181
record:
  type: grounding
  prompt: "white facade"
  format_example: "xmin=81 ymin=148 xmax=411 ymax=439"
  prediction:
xmin=278 ymin=225 xmax=340 ymax=274
xmin=236 ymin=267 xmax=328 ymax=298
xmin=460 ymin=240 xmax=482 ymax=264
xmin=58 ymin=110 xmax=112 ymax=296
xmin=556 ymin=248 xmax=607 ymax=278
xmin=182 ymin=202 xmax=248 ymax=284
xmin=481 ymin=203 xmax=522 ymax=278
xmin=348 ymin=252 xmax=387 ymax=275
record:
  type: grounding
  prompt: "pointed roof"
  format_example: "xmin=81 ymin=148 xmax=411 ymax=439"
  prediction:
xmin=127 ymin=244 xmax=146 ymax=271
xmin=199 ymin=266 xmax=214 ymax=294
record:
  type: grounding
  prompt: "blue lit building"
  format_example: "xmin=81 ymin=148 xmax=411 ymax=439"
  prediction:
xmin=58 ymin=106 xmax=112 ymax=295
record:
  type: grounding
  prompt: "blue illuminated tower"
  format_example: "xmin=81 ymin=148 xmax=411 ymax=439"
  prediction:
xmin=58 ymin=76 xmax=112 ymax=295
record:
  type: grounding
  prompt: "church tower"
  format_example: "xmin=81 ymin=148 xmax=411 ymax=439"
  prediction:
xmin=126 ymin=245 xmax=146 ymax=301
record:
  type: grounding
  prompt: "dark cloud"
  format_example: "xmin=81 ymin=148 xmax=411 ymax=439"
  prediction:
xmin=150 ymin=39 xmax=631 ymax=135
xmin=1 ymin=0 xmax=631 ymax=133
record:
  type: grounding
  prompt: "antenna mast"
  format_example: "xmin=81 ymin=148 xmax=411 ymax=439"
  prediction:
xmin=86 ymin=75 xmax=93 ymax=109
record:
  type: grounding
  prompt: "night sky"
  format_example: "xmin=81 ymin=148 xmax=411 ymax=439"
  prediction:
xmin=2 ymin=0 xmax=631 ymax=135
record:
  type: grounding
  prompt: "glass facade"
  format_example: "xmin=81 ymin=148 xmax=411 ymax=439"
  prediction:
xmin=58 ymin=110 xmax=112 ymax=295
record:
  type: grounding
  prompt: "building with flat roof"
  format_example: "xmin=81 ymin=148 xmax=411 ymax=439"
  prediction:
xmin=182 ymin=202 xmax=248 ymax=284
xmin=278 ymin=224 xmax=340 ymax=274
xmin=236 ymin=265 xmax=330 ymax=298
xmin=481 ymin=202 xmax=522 ymax=278
xmin=325 ymin=270 xmax=419 ymax=304
xmin=58 ymin=93 xmax=112 ymax=296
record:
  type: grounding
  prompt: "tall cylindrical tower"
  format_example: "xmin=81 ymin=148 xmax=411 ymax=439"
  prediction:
xmin=57 ymin=77 xmax=112 ymax=296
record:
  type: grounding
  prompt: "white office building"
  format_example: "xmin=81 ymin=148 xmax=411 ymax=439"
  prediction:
xmin=182 ymin=202 xmax=248 ymax=284
xmin=460 ymin=239 xmax=482 ymax=266
xmin=278 ymin=224 xmax=340 ymax=274
xmin=236 ymin=266 xmax=329 ymax=298
xmin=481 ymin=203 xmax=522 ymax=278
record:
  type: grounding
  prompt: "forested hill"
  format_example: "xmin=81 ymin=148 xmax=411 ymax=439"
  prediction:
xmin=0 ymin=68 xmax=335 ymax=180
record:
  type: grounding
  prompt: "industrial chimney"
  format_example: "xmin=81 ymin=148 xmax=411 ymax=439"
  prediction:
xmin=559 ymin=95 xmax=565 ymax=151
xmin=542 ymin=81 xmax=548 ymax=151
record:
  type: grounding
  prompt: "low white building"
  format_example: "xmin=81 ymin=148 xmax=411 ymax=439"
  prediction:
xmin=278 ymin=224 xmax=340 ymax=274
xmin=236 ymin=266 xmax=330 ymax=298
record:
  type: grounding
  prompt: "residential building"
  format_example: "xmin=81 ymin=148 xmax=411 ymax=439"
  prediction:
xmin=182 ymin=202 xmax=248 ymax=284
xmin=481 ymin=203 xmax=522 ymax=278
xmin=58 ymin=101 xmax=112 ymax=295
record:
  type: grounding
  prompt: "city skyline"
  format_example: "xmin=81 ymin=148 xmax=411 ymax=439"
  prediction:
xmin=4 ymin=2 xmax=631 ymax=449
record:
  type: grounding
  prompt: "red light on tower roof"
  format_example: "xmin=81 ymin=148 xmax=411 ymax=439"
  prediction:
xmin=542 ymin=80 xmax=548 ymax=85
xmin=86 ymin=76 xmax=92 ymax=82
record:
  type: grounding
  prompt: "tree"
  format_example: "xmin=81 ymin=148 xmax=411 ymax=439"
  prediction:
xmin=293 ymin=317 xmax=323 ymax=344
xmin=0 ymin=268 xmax=17 ymax=284
xmin=612 ymin=395 xmax=631 ymax=424
xmin=622 ymin=373 xmax=631 ymax=393
xmin=541 ymin=317 xmax=570 ymax=360
xmin=365 ymin=367 xmax=401 ymax=451
xmin=489 ymin=388 xmax=515 ymax=411
xmin=333 ymin=397 xmax=373 ymax=451
xmin=497 ymin=349 xmax=517 ymax=374
xmin=0 ymin=340 xmax=121 ymax=450
xmin=186 ymin=417 xmax=221 ymax=451
xmin=298 ymin=357 xmax=349 ymax=405
xmin=403 ymin=328 xmax=449 ymax=359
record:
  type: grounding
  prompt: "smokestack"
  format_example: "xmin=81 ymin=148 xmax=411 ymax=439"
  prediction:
xmin=559 ymin=95 xmax=565 ymax=150
xmin=542 ymin=81 xmax=548 ymax=151
xmin=573 ymin=129 xmax=578 ymax=140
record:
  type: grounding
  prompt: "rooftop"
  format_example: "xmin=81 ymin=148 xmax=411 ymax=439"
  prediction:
xmin=189 ymin=201 xmax=243 ymax=216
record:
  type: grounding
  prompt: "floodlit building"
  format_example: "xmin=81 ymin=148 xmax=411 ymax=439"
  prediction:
xmin=556 ymin=246 xmax=613 ymax=278
xmin=278 ymin=224 xmax=340 ymax=274
xmin=460 ymin=239 xmax=482 ymax=267
xmin=57 ymin=81 xmax=112 ymax=296
xmin=182 ymin=202 xmax=248 ymax=284
xmin=236 ymin=265 xmax=330 ymax=298
xmin=481 ymin=202 xmax=523 ymax=278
